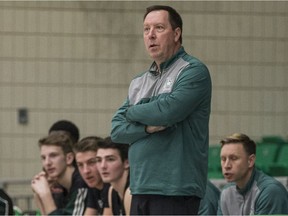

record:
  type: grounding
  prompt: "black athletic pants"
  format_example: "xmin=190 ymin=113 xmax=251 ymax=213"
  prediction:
xmin=130 ymin=194 xmax=201 ymax=215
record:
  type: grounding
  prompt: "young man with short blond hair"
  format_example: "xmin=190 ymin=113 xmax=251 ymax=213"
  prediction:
xmin=31 ymin=131 xmax=88 ymax=215
xmin=218 ymin=133 xmax=288 ymax=215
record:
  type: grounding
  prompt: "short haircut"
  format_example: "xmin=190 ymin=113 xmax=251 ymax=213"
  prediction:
xmin=97 ymin=137 xmax=129 ymax=162
xmin=220 ymin=133 xmax=256 ymax=156
xmin=49 ymin=120 xmax=80 ymax=144
xmin=73 ymin=136 xmax=104 ymax=154
xmin=38 ymin=131 xmax=74 ymax=155
xmin=143 ymin=5 xmax=183 ymax=44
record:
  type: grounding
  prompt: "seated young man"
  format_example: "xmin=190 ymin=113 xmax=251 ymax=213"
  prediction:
xmin=47 ymin=120 xmax=81 ymax=208
xmin=49 ymin=119 xmax=80 ymax=145
xmin=73 ymin=136 xmax=112 ymax=215
xmin=96 ymin=137 xmax=131 ymax=215
xmin=218 ymin=133 xmax=288 ymax=215
xmin=31 ymin=131 xmax=88 ymax=215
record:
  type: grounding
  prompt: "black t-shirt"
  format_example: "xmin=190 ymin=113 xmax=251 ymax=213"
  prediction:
xmin=48 ymin=168 xmax=89 ymax=215
xmin=111 ymin=189 xmax=125 ymax=215
xmin=86 ymin=183 xmax=110 ymax=215
xmin=104 ymin=178 xmax=130 ymax=215
xmin=51 ymin=183 xmax=66 ymax=208
xmin=51 ymin=167 xmax=88 ymax=209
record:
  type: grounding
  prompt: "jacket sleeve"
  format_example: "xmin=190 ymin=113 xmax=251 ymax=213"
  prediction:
xmin=255 ymin=183 xmax=288 ymax=215
xmin=125 ymin=64 xmax=211 ymax=126
xmin=111 ymin=99 xmax=150 ymax=144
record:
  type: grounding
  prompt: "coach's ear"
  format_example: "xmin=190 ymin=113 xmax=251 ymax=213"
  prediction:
xmin=174 ymin=27 xmax=181 ymax=43
xmin=248 ymin=154 xmax=256 ymax=168
xmin=66 ymin=152 xmax=75 ymax=165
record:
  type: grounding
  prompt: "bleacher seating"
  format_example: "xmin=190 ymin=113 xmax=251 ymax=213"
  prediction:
xmin=260 ymin=135 xmax=287 ymax=145
xmin=256 ymin=135 xmax=288 ymax=176
xmin=255 ymin=142 xmax=280 ymax=175
xmin=268 ymin=144 xmax=288 ymax=176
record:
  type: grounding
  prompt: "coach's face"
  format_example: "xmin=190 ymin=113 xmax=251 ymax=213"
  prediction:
xmin=143 ymin=10 xmax=181 ymax=67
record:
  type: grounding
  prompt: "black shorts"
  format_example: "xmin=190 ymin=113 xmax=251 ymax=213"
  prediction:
xmin=130 ymin=194 xmax=201 ymax=215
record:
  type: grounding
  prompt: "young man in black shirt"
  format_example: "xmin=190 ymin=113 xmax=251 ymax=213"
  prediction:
xmin=74 ymin=136 xmax=112 ymax=215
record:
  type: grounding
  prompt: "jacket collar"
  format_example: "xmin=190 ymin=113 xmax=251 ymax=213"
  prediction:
xmin=148 ymin=46 xmax=186 ymax=76
xmin=236 ymin=168 xmax=256 ymax=195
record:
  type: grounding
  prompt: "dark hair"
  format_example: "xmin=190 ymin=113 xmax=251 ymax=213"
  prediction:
xmin=220 ymin=133 xmax=256 ymax=156
xmin=73 ymin=136 xmax=104 ymax=153
xmin=143 ymin=5 xmax=183 ymax=44
xmin=97 ymin=137 xmax=129 ymax=162
xmin=39 ymin=131 xmax=74 ymax=155
xmin=49 ymin=120 xmax=80 ymax=144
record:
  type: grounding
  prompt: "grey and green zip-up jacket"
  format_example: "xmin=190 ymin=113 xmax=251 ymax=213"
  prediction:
xmin=111 ymin=47 xmax=212 ymax=198
xmin=218 ymin=168 xmax=288 ymax=215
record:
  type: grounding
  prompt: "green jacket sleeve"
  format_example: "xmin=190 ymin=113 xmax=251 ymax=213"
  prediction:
xmin=254 ymin=183 xmax=288 ymax=215
xmin=126 ymin=64 xmax=211 ymax=126
xmin=111 ymin=99 xmax=150 ymax=144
